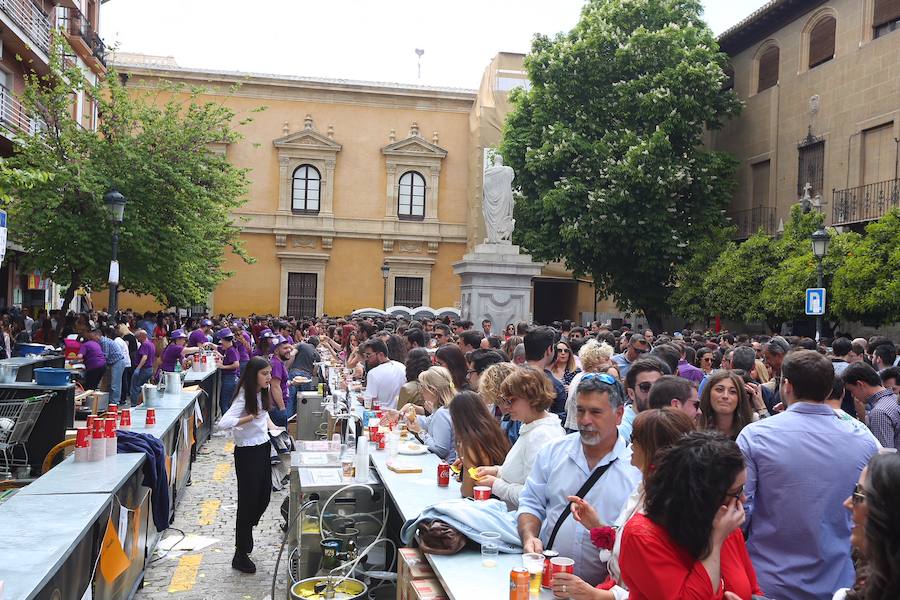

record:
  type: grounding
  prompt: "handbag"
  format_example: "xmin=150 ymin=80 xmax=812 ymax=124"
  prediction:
xmin=416 ymin=519 xmax=467 ymax=555
xmin=546 ymin=458 xmax=618 ymax=551
xmin=268 ymin=429 xmax=294 ymax=454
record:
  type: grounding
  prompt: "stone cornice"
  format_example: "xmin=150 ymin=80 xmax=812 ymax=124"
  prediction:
xmin=234 ymin=211 xmax=467 ymax=244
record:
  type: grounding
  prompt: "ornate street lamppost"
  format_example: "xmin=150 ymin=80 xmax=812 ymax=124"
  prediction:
xmin=104 ymin=189 xmax=126 ymax=316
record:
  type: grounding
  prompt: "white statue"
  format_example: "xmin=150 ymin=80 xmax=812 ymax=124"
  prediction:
xmin=482 ymin=154 xmax=516 ymax=244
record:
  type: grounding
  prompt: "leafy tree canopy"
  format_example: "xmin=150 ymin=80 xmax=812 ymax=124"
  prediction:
xmin=5 ymin=40 xmax=258 ymax=311
xmin=501 ymin=0 xmax=741 ymax=327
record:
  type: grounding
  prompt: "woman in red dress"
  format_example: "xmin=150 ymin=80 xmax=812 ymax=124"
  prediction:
xmin=619 ymin=431 xmax=763 ymax=600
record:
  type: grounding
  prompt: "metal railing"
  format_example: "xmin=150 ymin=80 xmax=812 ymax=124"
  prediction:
xmin=0 ymin=86 xmax=38 ymax=137
xmin=832 ymin=179 xmax=900 ymax=226
xmin=728 ymin=206 xmax=777 ymax=239
xmin=56 ymin=5 xmax=106 ymax=67
xmin=0 ymin=0 xmax=52 ymax=55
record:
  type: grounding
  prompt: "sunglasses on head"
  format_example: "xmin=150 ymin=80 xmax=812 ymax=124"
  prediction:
xmin=582 ymin=373 xmax=617 ymax=386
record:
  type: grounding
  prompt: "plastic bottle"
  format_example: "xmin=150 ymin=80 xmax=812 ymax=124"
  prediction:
xmin=355 ymin=432 xmax=369 ymax=483
xmin=174 ymin=359 xmax=182 ymax=374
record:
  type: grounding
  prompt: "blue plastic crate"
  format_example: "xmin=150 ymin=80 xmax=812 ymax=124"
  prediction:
xmin=33 ymin=367 xmax=72 ymax=386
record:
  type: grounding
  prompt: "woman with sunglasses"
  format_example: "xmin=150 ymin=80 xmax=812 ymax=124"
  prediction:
xmin=619 ymin=431 xmax=762 ymax=600
xmin=696 ymin=347 xmax=715 ymax=374
xmin=551 ymin=339 xmax=581 ymax=387
xmin=472 ymin=365 xmax=565 ymax=509
xmin=699 ymin=371 xmax=757 ymax=440
xmin=504 ymin=323 xmax=516 ymax=340
xmin=834 ymin=451 xmax=900 ymax=600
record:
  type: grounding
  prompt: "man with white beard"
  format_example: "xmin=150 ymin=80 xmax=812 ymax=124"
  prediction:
xmin=517 ymin=374 xmax=641 ymax=586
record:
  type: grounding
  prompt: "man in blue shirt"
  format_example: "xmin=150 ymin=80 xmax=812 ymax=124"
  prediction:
xmin=611 ymin=334 xmax=649 ymax=379
xmin=97 ymin=326 xmax=128 ymax=407
xmin=737 ymin=350 xmax=878 ymax=600
xmin=518 ymin=374 xmax=640 ymax=586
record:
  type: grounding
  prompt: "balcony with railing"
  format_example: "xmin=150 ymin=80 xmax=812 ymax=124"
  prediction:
xmin=0 ymin=86 xmax=40 ymax=139
xmin=0 ymin=0 xmax=52 ymax=56
xmin=728 ymin=206 xmax=777 ymax=240
xmin=56 ymin=5 xmax=106 ymax=72
xmin=832 ymin=179 xmax=900 ymax=227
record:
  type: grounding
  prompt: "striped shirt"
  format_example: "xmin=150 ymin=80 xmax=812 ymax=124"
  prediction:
xmin=865 ymin=388 xmax=900 ymax=449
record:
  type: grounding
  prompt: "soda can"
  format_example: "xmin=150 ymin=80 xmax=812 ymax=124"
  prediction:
xmin=550 ymin=556 xmax=575 ymax=578
xmin=541 ymin=550 xmax=559 ymax=589
xmin=145 ymin=408 xmax=156 ymax=426
xmin=473 ymin=485 xmax=491 ymax=501
xmin=509 ymin=567 xmax=529 ymax=600
xmin=377 ymin=432 xmax=386 ymax=450
xmin=437 ymin=462 xmax=450 ymax=487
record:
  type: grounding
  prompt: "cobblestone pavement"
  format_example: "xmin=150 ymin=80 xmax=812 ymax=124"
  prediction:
xmin=135 ymin=433 xmax=291 ymax=600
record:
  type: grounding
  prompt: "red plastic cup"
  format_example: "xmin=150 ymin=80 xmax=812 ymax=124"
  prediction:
xmin=550 ymin=557 xmax=574 ymax=578
xmin=75 ymin=427 xmax=90 ymax=448
xmin=107 ymin=404 xmax=118 ymax=416
xmin=91 ymin=417 xmax=104 ymax=439
xmin=473 ymin=485 xmax=491 ymax=501
xmin=104 ymin=417 xmax=116 ymax=437
xmin=145 ymin=408 xmax=156 ymax=426
xmin=119 ymin=409 xmax=131 ymax=427
xmin=86 ymin=414 xmax=97 ymax=431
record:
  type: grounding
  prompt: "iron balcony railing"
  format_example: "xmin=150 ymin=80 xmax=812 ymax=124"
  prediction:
xmin=0 ymin=86 xmax=40 ymax=137
xmin=0 ymin=0 xmax=52 ymax=55
xmin=832 ymin=179 xmax=900 ymax=226
xmin=728 ymin=206 xmax=777 ymax=239
xmin=56 ymin=5 xmax=106 ymax=67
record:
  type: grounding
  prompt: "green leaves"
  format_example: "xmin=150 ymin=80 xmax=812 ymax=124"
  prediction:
xmin=6 ymin=38 xmax=254 ymax=310
xmin=501 ymin=0 xmax=740 ymax=325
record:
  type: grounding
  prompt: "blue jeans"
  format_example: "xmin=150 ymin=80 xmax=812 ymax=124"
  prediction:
xmin=130 ymin=367 xmax=153 ymax=404
xmin=220 ymin=375 xmax=238 ymax=415
xmin=109 ymin=359 xmax=127 ymax=407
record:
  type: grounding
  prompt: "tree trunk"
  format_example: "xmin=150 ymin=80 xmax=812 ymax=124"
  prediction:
xmin=60 ymin=273 xmax=79 ymax=314
xmin=644 ymin=311 xmax=665 ymax=334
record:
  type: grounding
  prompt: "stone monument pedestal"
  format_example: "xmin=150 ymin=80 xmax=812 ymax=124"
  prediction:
xmin=453 ymin=243 xmax=543 ymax=329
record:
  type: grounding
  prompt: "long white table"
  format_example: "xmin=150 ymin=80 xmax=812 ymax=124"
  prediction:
xmin=367 ymin=438 xmax=554 ymax=599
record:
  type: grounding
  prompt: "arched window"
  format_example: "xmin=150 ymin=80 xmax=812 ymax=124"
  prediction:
xmin=398 ymin=171 xmax=426 ymax=220
xmin=292 ymin=165 xmax=321 ymax=213
xmin=757 ymin=46 xmax=779 ymax=93
xmin=809 ymin=16 xmax=836 ymax=68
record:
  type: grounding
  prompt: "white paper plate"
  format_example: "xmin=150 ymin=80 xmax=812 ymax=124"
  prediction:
xmin=397 ymin=442 xmax=428 ymax=455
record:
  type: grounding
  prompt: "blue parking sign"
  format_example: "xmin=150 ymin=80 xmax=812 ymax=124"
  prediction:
xmin=805 ymin=288 xmax=825 ymax=316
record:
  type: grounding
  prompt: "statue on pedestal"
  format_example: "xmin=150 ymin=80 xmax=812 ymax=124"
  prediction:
xmin=482 ymin=154 xmax=515 ymax=244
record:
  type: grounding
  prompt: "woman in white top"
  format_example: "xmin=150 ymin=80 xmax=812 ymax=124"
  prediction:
xmin=217 ymin=356 xmax=274 ymax=574
xmin=554 ymin=407 xmax=695 ymax=600
xmin=474 ymin=365 xmax=565 ymax=510
xmin=565 ymin=340 xmax=618 ymax=431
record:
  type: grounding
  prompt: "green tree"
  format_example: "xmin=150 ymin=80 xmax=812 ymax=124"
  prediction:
xmin=501 ymin=0 xmax=741 ymax=328
xmin=5 ymin=40 xmax=256 ymax=311
xmin=669 ymin=225 xmax=732 ymax=326
xmin=832 ymin=209 xmax=900 ymax=326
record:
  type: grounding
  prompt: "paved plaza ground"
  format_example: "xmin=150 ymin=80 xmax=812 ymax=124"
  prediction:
xmin=135 ymin=433 xmax=290 ymax=600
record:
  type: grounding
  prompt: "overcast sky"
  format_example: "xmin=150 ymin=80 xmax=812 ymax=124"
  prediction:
xmin=101 ymin=0 xmax=770 ymax=89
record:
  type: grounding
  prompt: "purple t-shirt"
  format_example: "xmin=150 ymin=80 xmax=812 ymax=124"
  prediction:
xmin=218 ymin=345 xmax=240 ymax=380
xmin=136 ymin=340 xmax=156 ymax=369
xmin=236 ymin=331 xmax=251 ymax=362
xmin=187 ymin=329 xmax=208 ymax=348
xmin=81 ymin=340 xmax=105 ymax=370
xmin=160 ymin=344 xmax=184 ymax=372
xmin=270 ymin=356 xmax=289 ymax=401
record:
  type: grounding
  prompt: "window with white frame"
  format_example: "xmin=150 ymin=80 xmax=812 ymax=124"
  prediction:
xmin=398 ymin=171 xmax=426 ymax=220
xmin=292 ymin=164 xmax=321 ymax=213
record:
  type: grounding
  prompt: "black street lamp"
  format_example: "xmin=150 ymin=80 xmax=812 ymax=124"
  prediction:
xmin=104 ymin=189 xmax=126 ymax=316
xmin=381 ymin=262 xmax=390 ymax=310
xmin=811 ymin=228 xmax=830 ymax=341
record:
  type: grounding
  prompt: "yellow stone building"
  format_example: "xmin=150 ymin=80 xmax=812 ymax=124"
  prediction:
xmin=111 ymin=53 xmax=606 ymax=323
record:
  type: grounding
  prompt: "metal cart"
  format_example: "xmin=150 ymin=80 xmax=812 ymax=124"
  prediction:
xmin=0 ymin=393 xmax=51 ymax=478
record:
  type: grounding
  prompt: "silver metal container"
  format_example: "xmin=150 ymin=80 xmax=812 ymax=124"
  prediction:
xmin=0 ymin=363 xmax=19 ymax=384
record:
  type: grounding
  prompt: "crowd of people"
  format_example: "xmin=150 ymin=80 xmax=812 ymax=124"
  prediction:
xmin=21 ymin=307 xmax=900 ymax=597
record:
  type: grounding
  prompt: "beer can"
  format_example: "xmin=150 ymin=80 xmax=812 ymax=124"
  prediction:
xmin=541 ymin=550 xmax=559 ymax=589
xmin=509 ymin=567 xmax=529 ymax=600
xmin=437 ymin=462 xmax=450 ymax=487
xmin=145 ymin=407 xmax=156 ymax=426
xmin=473 ymin=485 xmax=491 ymax=501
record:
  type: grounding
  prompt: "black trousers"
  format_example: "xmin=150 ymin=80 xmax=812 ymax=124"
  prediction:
xmin=84 ymin=366 xmax=105 ymax=390
xmin=234 ymin=440 xmax=272 ymax=554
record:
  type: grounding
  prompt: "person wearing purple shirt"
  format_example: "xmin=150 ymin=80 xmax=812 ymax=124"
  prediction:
xmin=737 ymin=350 xmax=878 ymax=600
xmin=674 ymin=342 xmax=705 ymax=384
xmin=268 ymin=336 xmax=295 ymax=426
xmin=187 ymin=319 xmax=212 ymax=348
xmin=78 ymin=330 xmax=106 ymax=390
xmin=158 ymin=329 xmax=205 ymax=377
xmin=215 ymin=329 xmax=241 ymax=413
xmin=233 ymin=323 xmax=252 ymax=375
xmin=129 ymin=329 xmax=157 ymax=404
